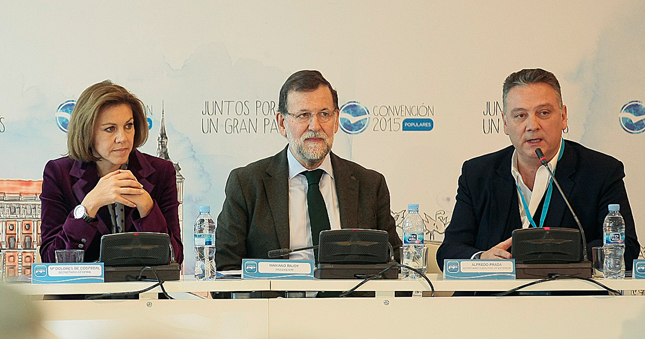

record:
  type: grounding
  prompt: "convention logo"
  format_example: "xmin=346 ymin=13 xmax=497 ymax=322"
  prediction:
xmin=144 ymin=105 xmax=154 ymax=131
xmin=244 ymin=260 xmax=258 ymax=273
xmin=636 ymin=262 xmax=645 ymax=274
xmin=402 ymin=118 xmax=433 ymax=131
xmin=55 ymin=100 xmax=75 ymax=133
xmin=619 ymin=100 xmax=645 ymax=134
xmin=57 ymin=100 xmax=154 ymax=133
xmin=446 ymin=261 xmax=459 ymax=273
xmin=339 ymin=101 xmax=370 ymax=135
xmin=33 ymin=264 xmax=47 ymax=277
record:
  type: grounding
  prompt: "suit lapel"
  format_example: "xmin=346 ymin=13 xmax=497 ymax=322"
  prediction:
xmin=70 ymin=160 xmax=95 ymax=205
xmin=494 ymin=148 xmax=522 ymax=241
xmin=70 ymin=160 xmax=112 ymax=235
xmin=124 ymin=150 xmax=156 ymax=230
xmin=264 ymin=147 xmax=290 ymax=249
xmin=130 ymin=150 xmax=156 ymax=194
xmin=331 ymin=153 xmax=359 ymax=229
xmin=546 ymin=140 xmax=576 ymax=227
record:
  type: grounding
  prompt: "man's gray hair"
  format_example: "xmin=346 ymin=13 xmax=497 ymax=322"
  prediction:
xmin=502 ymin=68 xmax=562 ymax=112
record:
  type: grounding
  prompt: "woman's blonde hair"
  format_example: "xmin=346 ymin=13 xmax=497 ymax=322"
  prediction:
xmin=67 ymin=80 xmax=148 ymax=162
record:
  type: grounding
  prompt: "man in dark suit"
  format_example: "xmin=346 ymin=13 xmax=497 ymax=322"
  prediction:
xmin=216 ymin=70 xmax=401 ymax=271
xmin=437 ymin=68 xmax=640 ymax=271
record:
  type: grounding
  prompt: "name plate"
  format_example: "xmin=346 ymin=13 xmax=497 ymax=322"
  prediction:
xmin=32 ymin=263 xmax=105 ymax=284
xmin=443 ymin=259 xmax=516 ymax=280
xmin=242 ymin=259 xmax=314 ymax=279
xmin=633 ymin=260 xmax=645 ymax=279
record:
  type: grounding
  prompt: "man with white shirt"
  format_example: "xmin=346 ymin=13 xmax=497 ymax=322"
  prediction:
xmin=216 ymin=70 xmax=401 ymax=271
xmin=436 ymin=68 xmax=640 ymax=271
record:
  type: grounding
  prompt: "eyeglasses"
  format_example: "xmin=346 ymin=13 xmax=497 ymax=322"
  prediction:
xmin=283 ymin=110 xmax=337 ymax=124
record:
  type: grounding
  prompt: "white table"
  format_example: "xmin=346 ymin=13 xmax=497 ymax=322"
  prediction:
xmin=10 ymin=275 xmax=645 ymax=339
xmin=15 ymin=273 xmax=645 ymax=296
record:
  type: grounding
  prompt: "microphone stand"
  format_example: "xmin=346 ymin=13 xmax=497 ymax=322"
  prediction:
xmin=536 ymin=148 xmax=589 ymax=262
xmin=512 ymin=148 xmax=593 ymax=279
xmin=267 ymin=245 xmax=318 ymax=259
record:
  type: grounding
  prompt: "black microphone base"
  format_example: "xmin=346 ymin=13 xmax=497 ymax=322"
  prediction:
xmin=315 ymin=262 xmax=399 ymax=279
xmin=104 ymin=263 xmax=180 ymax=282
xmin=515 ymin=261 xmax=592 ymax=279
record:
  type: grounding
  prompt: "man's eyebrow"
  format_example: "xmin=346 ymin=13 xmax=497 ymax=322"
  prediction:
xmin=535 ymin=103 xmax=555 ymax=110
xmin=510 ymin=103 xmax=555 ymax=114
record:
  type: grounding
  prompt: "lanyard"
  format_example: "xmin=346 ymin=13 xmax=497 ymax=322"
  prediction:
xmin=516 ymin=140 xmax=565 ymax=228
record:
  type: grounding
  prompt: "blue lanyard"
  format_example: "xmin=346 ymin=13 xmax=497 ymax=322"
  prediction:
xmin=516 ymin=140 xmax=565 ymax=228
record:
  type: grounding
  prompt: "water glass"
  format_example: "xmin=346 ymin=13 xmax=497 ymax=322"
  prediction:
xmin=592 ymin=246 xmax=604 ymax=278
xmin=55 ymin=249 xmax=85 ymax=263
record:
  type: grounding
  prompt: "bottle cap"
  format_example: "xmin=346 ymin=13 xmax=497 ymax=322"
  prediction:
xmin=407 ymin=204 xmax=419 ymax=213
xmin=199 ymin=206 xmax=210 ymax=213
xmin=608 ymin=204 xmax=620 ymax=212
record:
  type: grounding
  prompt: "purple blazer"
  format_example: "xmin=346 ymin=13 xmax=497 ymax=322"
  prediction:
xmin=39 ymin=150 xmax=183 ymax=264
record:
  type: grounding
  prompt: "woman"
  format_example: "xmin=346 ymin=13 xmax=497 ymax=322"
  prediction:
xmin=40 ymin=80 xmax=183 ymax=264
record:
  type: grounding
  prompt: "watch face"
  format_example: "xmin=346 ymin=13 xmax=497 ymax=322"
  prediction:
xmin=74 ymin=205 xmax=86 ymax=219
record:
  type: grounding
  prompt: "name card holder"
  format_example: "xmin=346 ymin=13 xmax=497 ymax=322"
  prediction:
xmin=443 ymin=259 xmax=516 ymax=280
xmin=242 ymin=259 xmax=314 ymax=279
xmin=32 ymin=263 xmax=104 ymax=284
xmin=633 ymin=260 xmax=645 ymax=279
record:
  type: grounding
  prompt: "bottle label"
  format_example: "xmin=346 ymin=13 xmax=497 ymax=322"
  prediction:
xmin=403 ymin=232 xmax=424 ymax=244
xmin=195 ymin=234 xmax=214 ymax=246
xmin=604 ymin=232 xmax=625 ymax=245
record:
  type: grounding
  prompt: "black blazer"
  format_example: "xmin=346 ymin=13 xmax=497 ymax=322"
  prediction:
xmin=216 ymin=146 xmax=402 ymax=271
xmin=437 ymin=140 xmax=640 ymax=271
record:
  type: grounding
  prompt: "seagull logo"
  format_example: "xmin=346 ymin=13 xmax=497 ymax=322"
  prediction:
xmin=55 ymin=100 xmax=76 ymax=133
xmin=34 ymin=264 xmax=47 ymax=277
xmin=636 ymin=263 xmax=645 ymax=274
xmin=446 ymin=261 xmax=459 ymax=273
xmin=339 ymin=101 xmax=370 ymax=135
xmin=244 ymin=261 xmax=258 ymax=273
xmin=619 ymin=100 xmax=645 ymax=134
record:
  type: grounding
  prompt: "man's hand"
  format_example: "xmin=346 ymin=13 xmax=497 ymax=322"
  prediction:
xmin=480 ymin=237 xmax=513 ymax=259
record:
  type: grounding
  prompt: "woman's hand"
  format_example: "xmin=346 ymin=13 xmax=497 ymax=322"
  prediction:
xmin=81 ymin=169 xmax=153 ymax=218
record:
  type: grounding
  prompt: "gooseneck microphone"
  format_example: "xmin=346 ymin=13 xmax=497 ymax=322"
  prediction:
xmin=268 ymin=245 xmax=318 ymax=258
xmin=535 ymin=148 xmax=589 ymax=262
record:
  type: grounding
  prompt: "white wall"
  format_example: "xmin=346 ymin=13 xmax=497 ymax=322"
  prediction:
xmin=1 ymin=0 xmax=644 ymax=271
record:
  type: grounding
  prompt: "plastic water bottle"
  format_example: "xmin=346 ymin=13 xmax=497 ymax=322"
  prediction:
xmin=603 ymin=204 xmax=625 ymax=279
xmin=194 ymin=206 xmax=216 ymax=280
xmin=401 ymin=204 xmax=427 ymax=280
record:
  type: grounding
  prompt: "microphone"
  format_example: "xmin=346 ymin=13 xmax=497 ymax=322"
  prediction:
xmin=267 ymin=245 xmax=318 ymax=258
xmin=535 ymin=148 xmax=589 ymax=262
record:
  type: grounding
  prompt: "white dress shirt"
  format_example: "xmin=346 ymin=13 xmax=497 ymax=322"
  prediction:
xmin=286 ymin=149 xmax=341 ymax=261
xmin=472 ymin=140 xmax=562 ymax=259
xmin=510 ymin=139 xmax=562 ymax=229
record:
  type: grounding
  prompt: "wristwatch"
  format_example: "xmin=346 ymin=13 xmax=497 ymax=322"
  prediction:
xmin=73 ymin=204 xmax=98 ymax=223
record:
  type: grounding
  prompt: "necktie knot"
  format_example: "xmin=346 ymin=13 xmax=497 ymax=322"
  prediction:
xmin=304 ymin=169 xmax=324 ymax=186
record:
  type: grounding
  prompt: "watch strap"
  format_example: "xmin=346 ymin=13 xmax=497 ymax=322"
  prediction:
xmin=82 ymin=214 xmax=98 ymax=223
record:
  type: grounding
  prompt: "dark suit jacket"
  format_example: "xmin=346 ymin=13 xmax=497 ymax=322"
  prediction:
xmin=436 ymin=140 xmax=640 ymax=271
xmin=40 ymin=150 xmax=184 ymax=264
xmin=216 ymin=146 xmax=402 ymax=271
